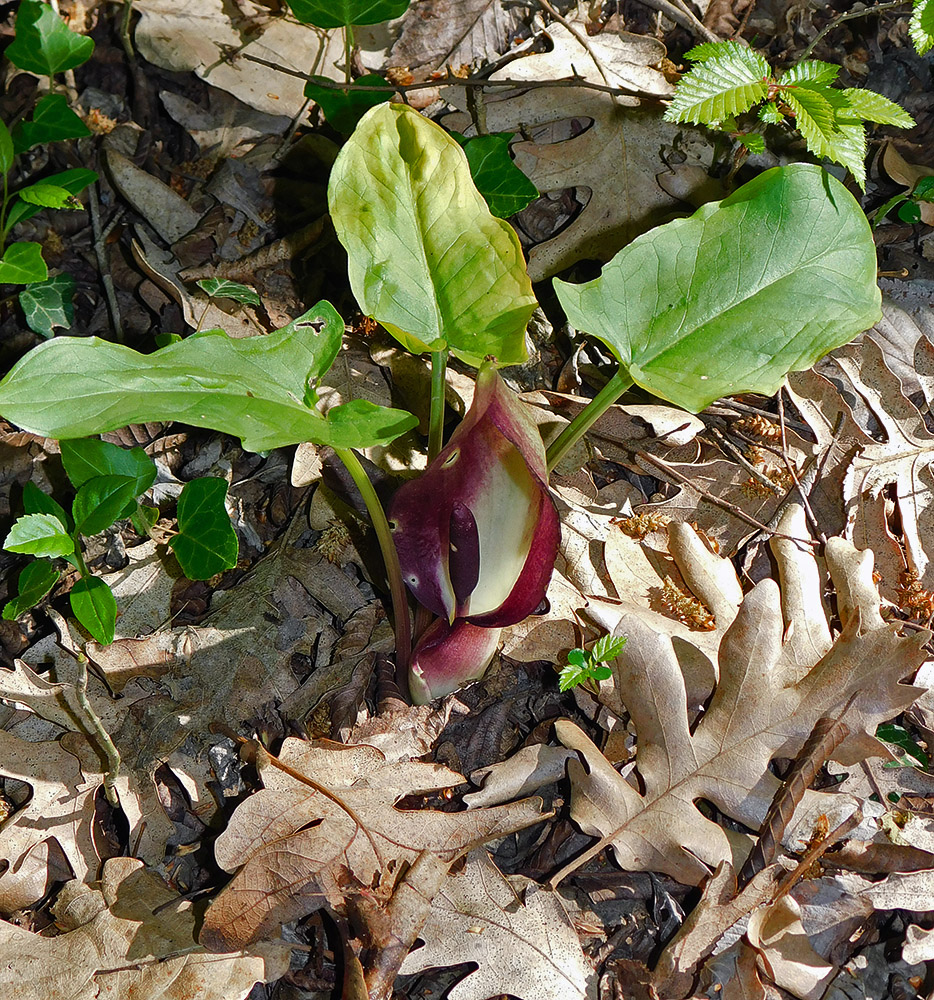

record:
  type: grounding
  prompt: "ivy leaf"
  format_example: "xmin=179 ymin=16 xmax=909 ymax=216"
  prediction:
xmin=664 ymin=41 xmax=770 ymax=125
xmin=60 ymin=437 xmax=157 ymax=495
xmin=19 ymin=273 xmax=75 ymax=339
xmin=0 ymin=119 xmax=13 ymax=176
xmin=0 ymin=242 xmax=48 ymax=285
xmin=910 ymin=0 xmax=934 ymax=55
xmin=70 ymin=576 xmax=116 ymax=645
xmin=304 ymin=74 xmax=389 ymax=133
xmin=3 ymin=559 xmax=60 ymax=619
xmin=12 ymin=93 xmax=91 ymax=153
xmin=4 ymin=168 xmax=97 ymax=230
xmin=838 ymin=88 xmax=916 ymax=128
xmin=3 ymin=513 xmax=73 ymax=558
xmin=553 ymin=164 xmax=880 ymax=412
xmin=168 ymin=477 xmax=239 ymax=580
xmin=286 ymin=0 xmax=410 ymax=27
xmin=6 ymin=0 xmax=94 ymax=76
xmin=453 ymin=132 xmax=539 ymax=218
xmin=71 ymin=475 xmax=140 ymax=536
xmin=196 ymin=278 xmax=261 ymax=306
xmin=329 ymin=103 xmax=537 ymax=367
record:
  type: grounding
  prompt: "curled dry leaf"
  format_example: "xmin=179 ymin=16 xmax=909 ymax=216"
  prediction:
xmin=0 ymin=857 xmax=290 ymax=999
xmin=556 ymin=508 xmax=927 ymax=886
xmin=399 ymin=849 xmax=596 ymax=1000
xmin=200 ymin=738 xmax=550 ymax=951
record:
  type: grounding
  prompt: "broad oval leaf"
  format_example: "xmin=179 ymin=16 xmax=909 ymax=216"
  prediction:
xmin=72 ymin=475 xmax=139 ymax=537
xmin=0 ymin=300 xmax=418 ymax=451
xmin=60 ymin=437 xmax=156 ymax=494
xmin=3 ymin=513 xmax=73 ymax=559
xmin=2 ymin=559 xmax=60 ymax=620
xmin=286 ymin=0 xmax=410 ymax=28
xmin=70 ymin=576 xmax=116 ymax=645
xmin=169 ymin=477 xmax=239 ymax=580
xmin=553 ymin=163 xmax=881 ymax=412
xmin=329 ymin=103 xmax=537 ymax=367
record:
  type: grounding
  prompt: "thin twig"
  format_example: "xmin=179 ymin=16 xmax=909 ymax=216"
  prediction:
xmin=635 ymin=449 xmax=820 ymax=546
xmin=536 ymin=0 xmax=613 ymax=86
xmin=636 ymin=0 xmax=720 ymax=42
xmin=87 ymin=179 xmax=123 ymax=343
xmin=706 ymin=424 xmax=785 ymax=495
xmin=778 ymin=389 xmax=825 ymax=543
xmin=796 ymin=0 xmax=911 ymax=63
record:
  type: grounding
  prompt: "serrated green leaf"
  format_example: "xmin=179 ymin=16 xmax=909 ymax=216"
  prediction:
xmin=19 ymin=272 xmax=75 ymax=338
xmin=736 ymin=133 xmax=766 ymax=154
xmin=304 ymin=74 xmax=390 ymax=133
xmin=838 ymin=88 xmax=915 ymax=128
xmin=758 ymin=101 xmax=784 ymax=124
xmin=23 ymin=481 xmax=71 ymax=531
xmin=0 ymin=301 xmax=417 ymax=451
xmin=5 ymin=168 xmax=97 ymax=230
xmin=780 ymin=60 xmax=840 ymax=86
xmin=16 ymin=182 xmax=77 ymax=209
xmin=664 ymin=41 xmax=770 ymax=125
xmin=782 ymin=87 xmax=868 ymax=188
xmin=592 ymin=633 xmax=627 ymax=662
xmin=2 ymin=559 xmax=60 ymax=619
xmin=683 ymin=41 xmax=732 ymax=62
xmin=0 ymin=242 xmax=48 ymax=285
xmin=12 ymin=93 xmax=91 ymax=153
xmin=70 ymin=576 xmax=115 ymax=644
xmin=329 ymin=103 xmax=537 ymax=367
xmin=455 ymin=133 xmax=539 ymax=218
xmin=0 ymin=119 xmax=13 ymax=176
xmin=553 ymin=164 xmax=880 ymax=412
xmin=6 ymin=0 xmax=94 ymax=76
xmin=72 ymin=475 xmax=139 ymax=536
xmin=910 ymin=0 xmax=934 ymax=55
xmin=196 ymin=278 xmax=261 ymax=305
xmin=286 ymin=0 xmax=410 ymax=27
xmin=558 ymin=663 xmax=589 ymax=691
xmin=168 ymin=477 xmax=239 ymax=580
xmin=4 ymin=513 xmax=73 ymax=558
xmin=60 ymin=437 xmax=157 ymax=495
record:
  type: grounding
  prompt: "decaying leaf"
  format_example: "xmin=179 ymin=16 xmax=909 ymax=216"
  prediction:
xmin=399 ymin=849 xmax=595 ymax=1000
xmin=555 ymin=509 xmax=927 ymax=886
xmin=201 ymin=738 xmax=550 ymax=951
xmin=0 ymin=857 xmax=290 ymax=999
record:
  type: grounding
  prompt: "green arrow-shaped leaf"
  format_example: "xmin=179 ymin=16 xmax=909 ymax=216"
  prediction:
xmin=6 ymin=0 xmax=94 ymax=76
xmin=169 ymin=477 xmax=239 ymax=580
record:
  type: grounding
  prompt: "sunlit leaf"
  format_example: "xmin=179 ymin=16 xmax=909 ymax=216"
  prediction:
xmin=70 ymin=576 xmax=116 ymax=645
xmin=169 ymin=477 xmax=239 ymax=580
xmin=6 ymin=0 xmax=94 ymax=76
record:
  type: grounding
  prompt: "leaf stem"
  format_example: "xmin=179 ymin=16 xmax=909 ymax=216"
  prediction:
xmin=343 ymin=24 xmax=355 ymax=86
xmin=427 ymin=349 xmax=447 ymax=462
xmin=73 ymin=647 xmax=122 ymax=806
xmin=332 ymin=446 xmax=412 ymax=672
xmin=545 ymin=368 xmax=634 ymax=473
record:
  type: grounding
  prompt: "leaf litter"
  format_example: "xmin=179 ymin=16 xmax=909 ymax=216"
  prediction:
xmin=1 ymin=1 xmax=934 ymax=999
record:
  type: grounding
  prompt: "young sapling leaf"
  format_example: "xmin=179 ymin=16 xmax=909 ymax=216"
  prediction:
xmin=450 ymin=132 xmax=539 ymax=219
xmin=23 ymin=480 xmax=71 ymax=531
xmin=168 ymin=477 xmax=239 ymax=580
xmin=591 ymin=633 xmax=627 ymax=662
xmin=2 ymin=559 xmax=60 ymax=620
xmin=0 ymin=243 xmax=48 ymax=284
xmin=6 ymin=0 xmax=95 ymax=77
xmin=70 ymin=575 xmax=116 ymax=645
xmin=286 ymin=0 xmax=410 ymax=28
xmin=12 ymin=93 xmax=91 ymax=153
xmin=4 ymin=513 xmax=73 ymax=558
xmin=4 ymin=168 xmax=98 ymax=230
xmin=305 ymin=74 xmax=389 ymax=133
xmin=197 ymin=278 xmax=262 ymax=306
xmin=60 ymin=437 xmax=157 ymax=495
xmin=71 ymin=475 xmax=140 ymax=537
xmin=910 ymin=0 xmax=934 ymax=55
xmin=0 ymin=119 xmax=13 ymax=177
xmin=15 ymin=182 xmax=79 ymax=210
xmin=558 ymin=634 xmax=626 ymax=691
xmin=19 ymin=273 xmax=75 ymax=338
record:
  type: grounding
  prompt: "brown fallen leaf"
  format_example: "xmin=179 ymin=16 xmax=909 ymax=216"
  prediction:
xmin=0 ymin=857 xmax=290 ymax=999
xmin=553 ymin=510 xmax=927 ymax=887
xmin=399 ymin=849 xmax=596 ymax=1000
xmin=883 ymin=143 xmax=934 ymax=225
xmin=200 ymin=738 xmax=550 ymax=951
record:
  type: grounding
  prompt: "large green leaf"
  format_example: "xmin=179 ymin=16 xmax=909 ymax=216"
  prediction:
xmin=6 ymin=0 xmax=94 ymax=76
xmin=328 ymin=103 xmax=537 ymax=367
xmin=0 ymin=300 xmax=417 ymax=451
xmin=553 ymin=164 xmax=881 ymax=412
xmin=286 ymin=0 xmax=410 ymax=28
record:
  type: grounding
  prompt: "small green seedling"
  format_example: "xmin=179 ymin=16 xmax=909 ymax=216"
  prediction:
xmin=911 ymin=0 xmax=934 ymax=55
xmin=559 ymin=634 xmax=627 ymax=693
xmin=871 ymin=175 xmax=934 ymax=227
xmin=1 ymin=0 xmax=98 ymax=337
xmin=3 ymin=438 xmax=239 ymax=644
xmin=664 ymin=41 xmax=914 ymax=189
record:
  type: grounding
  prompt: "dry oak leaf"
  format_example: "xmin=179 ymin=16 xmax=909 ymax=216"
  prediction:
xmin=201 ymin=738 xmax=550 ymax=951
xmin=557 ymin=511 xmax=927 ymax=886
xmin=400 ymin=849 xmax=596 ymax=1000
xmin=788 ymin=326 xmax=934 ymax=596
xmin=0 ymin=857 xmax=290 ymax=999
